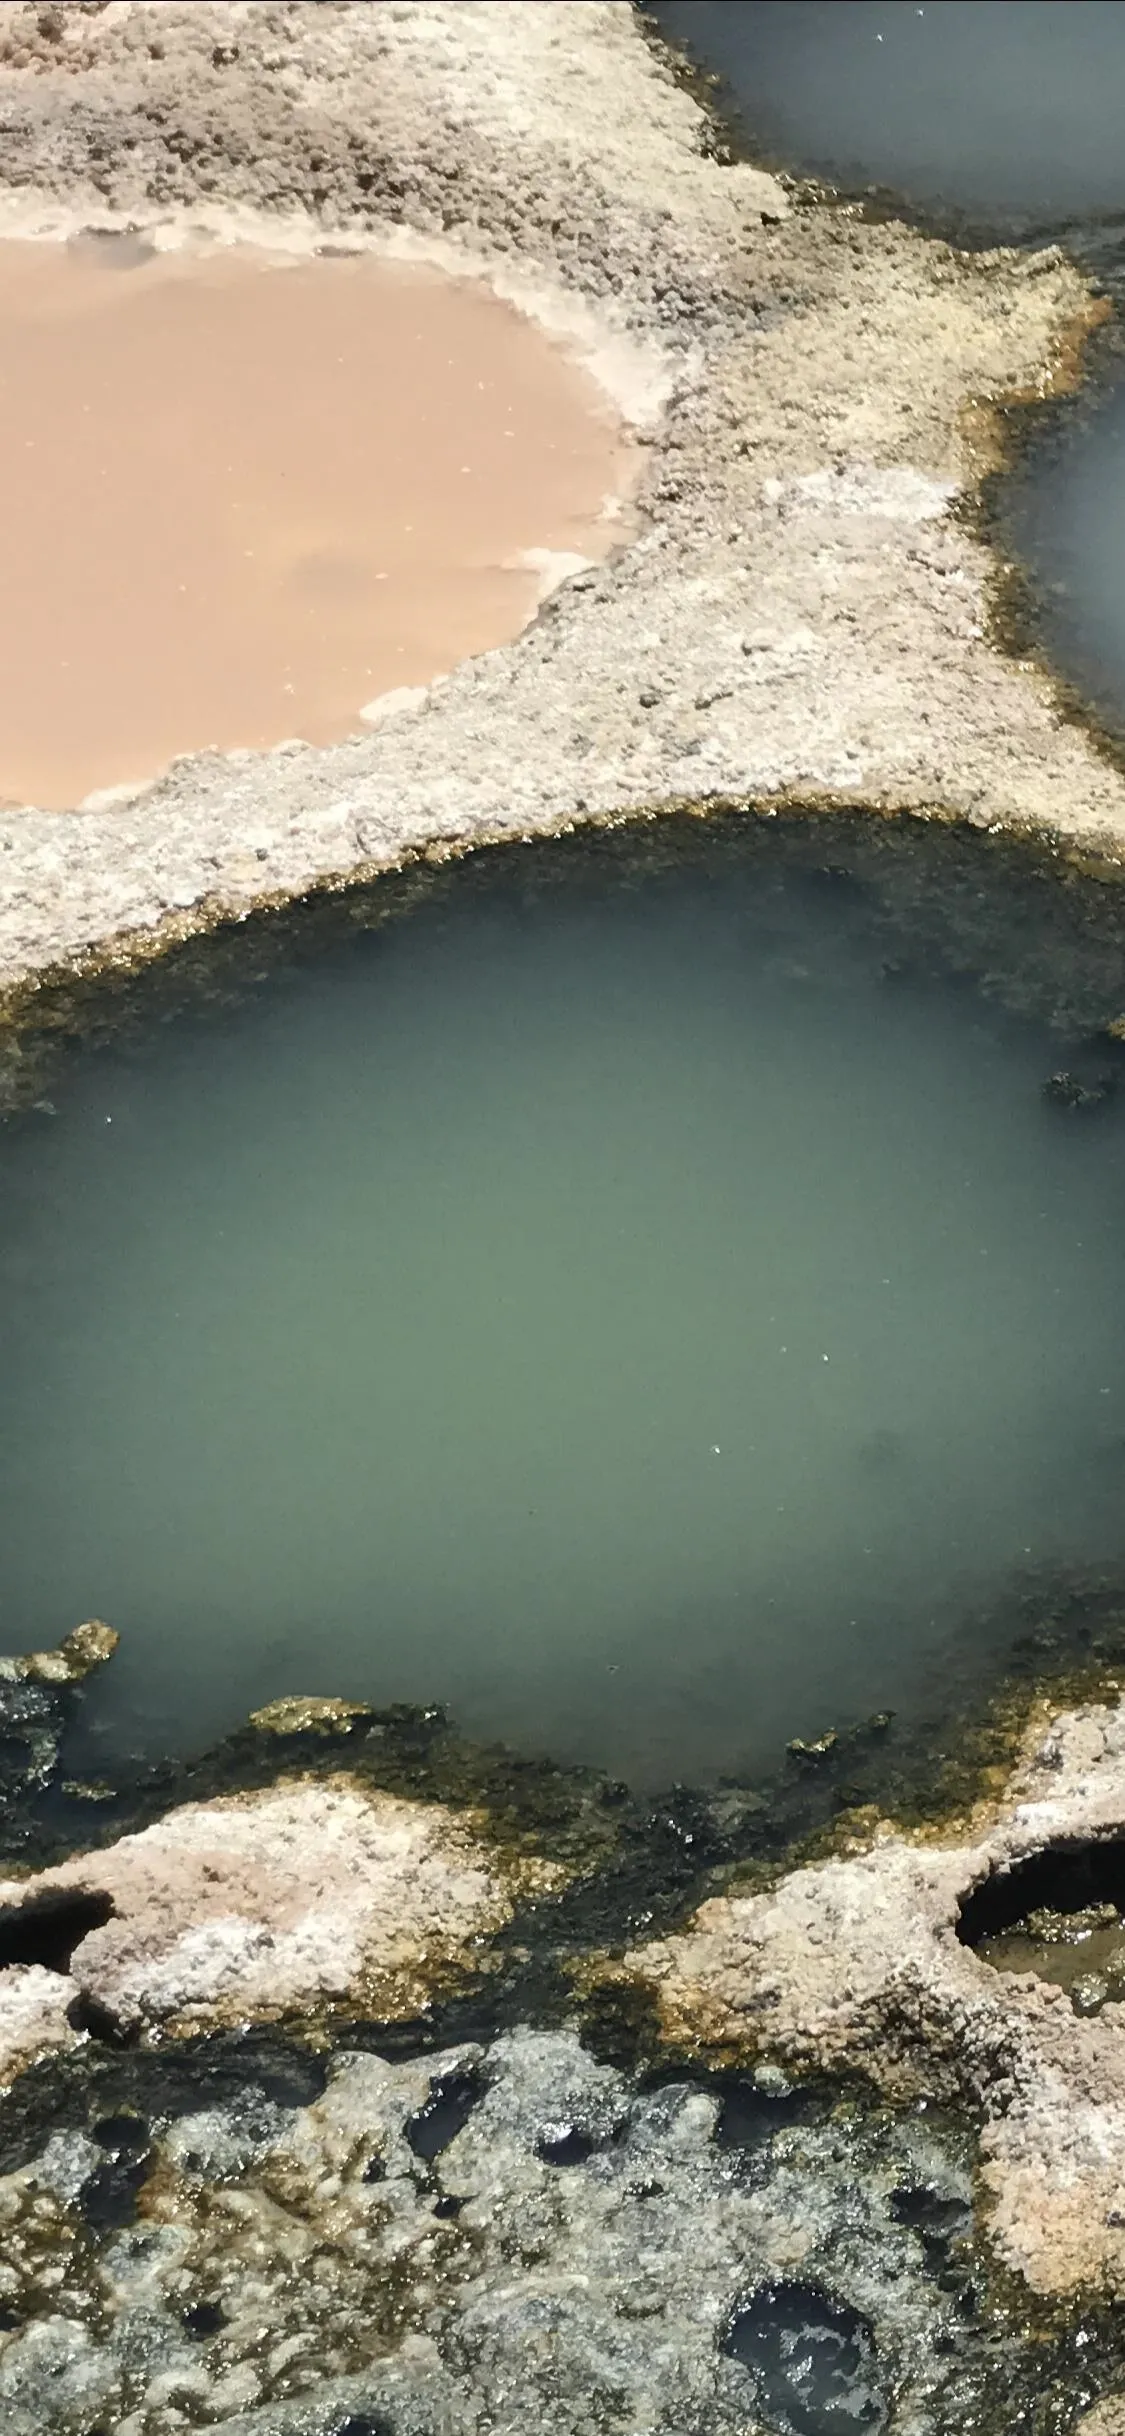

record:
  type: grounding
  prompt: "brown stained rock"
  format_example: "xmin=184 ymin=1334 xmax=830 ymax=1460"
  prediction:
xmin=0 ymin=1776 xmax=564 ymax=2075
xmin=0 ymin=1622 xmax=120 ymax=1822
xmin=617 ymin=1701 xmax=1125 ymax=2298
xmin=248 ymin=1695 xmax=372 ymax=1736
xmin=0 ymin=1964 xmax=75 ymax=2085
xmin=17 ymin=1619 xmax=118 ymax=1685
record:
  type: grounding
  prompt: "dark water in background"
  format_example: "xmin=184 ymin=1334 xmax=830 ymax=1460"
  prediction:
xmin=650 ymin=4 xmax=1125 ymax=890
xmin=647 ymin=2 xmax=1125 ymax=239
xmin=3 ymin=830 xmax=1125 ymax=1789
xmin=997 ymin=369 xmax=1125 ymax=755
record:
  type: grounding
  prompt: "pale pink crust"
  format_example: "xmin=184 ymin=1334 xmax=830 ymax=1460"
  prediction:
xmin=623 ymin=1702 xmax=1125 ymax=2296
xmin=0 ymin=1774 xmax=562 ymax=2070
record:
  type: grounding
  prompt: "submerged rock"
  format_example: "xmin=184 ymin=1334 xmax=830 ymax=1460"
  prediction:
xmin=786 ymin=1730 xmax=840 ymax=1765
xmin=615 ymin=1698 xmax=1125 ymax=2299
xmin=248 ymin=1695 xmax=373 ymax=1737
xmin=1071 ymin=1969 xmax=1111 ymax=2016
xmin=0 ymin=1779 xmax=564 ymax=2077
xmin=0 ymin=1622 xmax=119 ymax=1852
xmin=1042 ymin=1069 xmax=1117 ymax=1112
xmin=7 ymin=1621 xmax=119 ymax=1690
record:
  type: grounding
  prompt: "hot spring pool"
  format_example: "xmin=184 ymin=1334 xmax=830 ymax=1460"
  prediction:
xmin=3 ymin=821 xmax=1125 ymax=1787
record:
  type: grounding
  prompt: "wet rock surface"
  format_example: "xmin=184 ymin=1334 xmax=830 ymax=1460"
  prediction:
xmin=0 ymin=1626 xmax=118 ymax=1853
xmin=0 ymin=2023 xmax=1079 ymax=2436
xmin=618 ymin=1695 xmax=1125 ymax=2299
xmin=5 ymin=1658 xmax=1125 ymax=2423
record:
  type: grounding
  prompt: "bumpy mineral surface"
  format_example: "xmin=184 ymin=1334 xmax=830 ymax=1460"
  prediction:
xmin=0 ymin=1775 xmax=562 ymax=2084
xmin=1083 ymin=2405 xmax=1125 ymax=2435
xmin=620 ymin=1696 xmax=1125 ymax=2301
xmin=0 ymin=2023 xmax=1050 ymax=2436
xmin=5 ymin=1649 xmax=1125 ymax=2424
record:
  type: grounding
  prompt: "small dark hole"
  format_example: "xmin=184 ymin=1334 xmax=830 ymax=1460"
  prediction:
xmin=361 ymin=2153 xmax=386 ymax=2184
xmin=405 ymin=2069 xmax=484 ymax=2163
xmin=724 ymin=2277 xmax=886 ymax=2436
xmin=957 ymin=1837 xmax=1125 ymax=1944
xmin=889 ymin=2183 xmax=971 ymax=2242
xmin=332 ymin=2419 xmax=393 ymax=2436
xmin=78 ymin=2151 xmax=152 ymax=2233
xmin=92 ymin=2114 xmax=148 ymax=2155
xmin=183 ymin=2301 xmax=225 ymax=2339
xmin=716 ymin=2078 xmax=813 ymax=2154
xmin=433 ymin=2193 xmax=463 ymax=2218
xmin=65 ymin=1992 xmax=132 ymax=2046
xmin=538 ymin=2127 xmax=597 ymax=2167
xmin=0 ymin=1889 xmax=113 ymax=1973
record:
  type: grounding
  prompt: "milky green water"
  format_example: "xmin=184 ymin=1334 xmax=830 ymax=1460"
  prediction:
xmin=2 ymin=832 xmax=1124 ymax=1787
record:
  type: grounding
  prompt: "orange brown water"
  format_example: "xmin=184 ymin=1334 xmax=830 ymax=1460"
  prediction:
xmin=0 ymin=237 xmax=636 ymax=809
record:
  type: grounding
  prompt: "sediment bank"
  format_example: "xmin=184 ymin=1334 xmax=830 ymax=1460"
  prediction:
xmin=4 ymin=9 xmax=1125 ymax=2426
xmin=0 ymin=0 xmax=1121 ymax=1007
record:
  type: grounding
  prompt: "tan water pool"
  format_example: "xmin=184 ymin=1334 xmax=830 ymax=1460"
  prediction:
xmin=0 ymin=235 xmax=635 ymax=809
